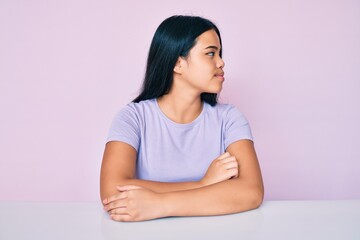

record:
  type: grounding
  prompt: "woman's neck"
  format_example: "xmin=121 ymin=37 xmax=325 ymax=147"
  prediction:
xmin=157 ymin=92 xmax=203 ymax=124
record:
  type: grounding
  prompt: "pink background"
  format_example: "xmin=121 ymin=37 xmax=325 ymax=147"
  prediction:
xmin=1 ymin=0 xmax=359 ymax=201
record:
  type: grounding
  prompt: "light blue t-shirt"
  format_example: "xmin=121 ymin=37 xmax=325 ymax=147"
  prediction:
xmin=107 ymin=99 xmax=253 ymax=182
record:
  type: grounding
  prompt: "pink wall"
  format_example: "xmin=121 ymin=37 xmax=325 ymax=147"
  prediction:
xmin=1 ymin=0 xmax=359 ymax=201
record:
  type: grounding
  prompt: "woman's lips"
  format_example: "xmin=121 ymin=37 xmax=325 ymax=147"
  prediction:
xmin=215 ymin=72 xmax=225 ymax=81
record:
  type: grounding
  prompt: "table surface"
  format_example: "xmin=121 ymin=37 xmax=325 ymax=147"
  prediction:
xmin=0 ymin=200 xmax=359 ymax=240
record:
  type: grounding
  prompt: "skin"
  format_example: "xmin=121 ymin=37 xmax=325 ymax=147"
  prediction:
xmin=100 ymin=29 xmax=264 ymax=222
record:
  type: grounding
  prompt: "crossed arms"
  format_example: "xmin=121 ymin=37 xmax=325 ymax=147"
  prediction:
xmin=100 ymin=139 xmax=264 ymax=222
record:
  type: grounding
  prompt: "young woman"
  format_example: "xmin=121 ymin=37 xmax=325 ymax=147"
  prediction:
xmin=100 ymin=15 xmax=264 ymax=222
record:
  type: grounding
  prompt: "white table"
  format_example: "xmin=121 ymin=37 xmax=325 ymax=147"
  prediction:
xmin=0 ymin=200 xmax=359 ymax=240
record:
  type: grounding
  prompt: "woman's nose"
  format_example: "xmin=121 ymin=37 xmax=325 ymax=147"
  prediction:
xmin=217 ymin=57 xmax=225 ymax=69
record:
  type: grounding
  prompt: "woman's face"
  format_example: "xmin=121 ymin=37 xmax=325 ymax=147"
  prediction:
xmin=178 ymin=29 xmax=225 ymax=94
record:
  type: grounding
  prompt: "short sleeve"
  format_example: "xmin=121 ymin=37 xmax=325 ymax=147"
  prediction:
xmin=224 ymin=105 xmax=253 ymax=149
xmin=106 ymin=104 xmax=140 ymax=151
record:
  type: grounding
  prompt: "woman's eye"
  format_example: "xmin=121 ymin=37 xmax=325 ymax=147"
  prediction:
xmin=207 ymin=52 xmax=215 ymax=57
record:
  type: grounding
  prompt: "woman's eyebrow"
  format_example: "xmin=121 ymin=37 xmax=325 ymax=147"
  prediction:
xmin=204 ymin=45 xmax=220 ymax=50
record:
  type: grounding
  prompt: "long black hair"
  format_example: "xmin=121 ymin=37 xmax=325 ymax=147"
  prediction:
xmin=133 ymin=15 xmax=222 ymax=106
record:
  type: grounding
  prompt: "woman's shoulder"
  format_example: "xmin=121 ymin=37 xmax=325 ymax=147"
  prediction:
xmin=118 ymin=99 xmax=156 ymax=113
xmin=204 ymin=102 xmax=250 ymax=125
xmin=206 ymin=102 xmax=243 ymax=116
xmin=112 ymin=99 xmax=157 ymax=122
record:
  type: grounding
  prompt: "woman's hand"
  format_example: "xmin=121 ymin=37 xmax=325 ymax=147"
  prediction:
xmin=200 ymin=152 xmax=239 ymax=186
xmin=102 ymin=185 xmax=166 ymax=222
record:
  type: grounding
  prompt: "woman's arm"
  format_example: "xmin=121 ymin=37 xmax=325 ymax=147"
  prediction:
xmin=163 ymin=139 xmax=264 ymax=216
xmin=100 ymin=141 xmax=238 ymax=203
xmin=100 ymin=142 xmax=200 ymax=201
xmin=103 ymin=139 xmax=264 ymax=221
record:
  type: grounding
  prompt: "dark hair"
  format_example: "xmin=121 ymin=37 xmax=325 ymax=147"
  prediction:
xmin=133 ymin=15 xmax=222 ymax=106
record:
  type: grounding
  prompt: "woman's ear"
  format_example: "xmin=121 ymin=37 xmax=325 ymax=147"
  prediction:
xmin=173 ymin=57 xmax=184 ymax=74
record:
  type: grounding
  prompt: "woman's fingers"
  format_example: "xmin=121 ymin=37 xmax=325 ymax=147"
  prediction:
xmin=217 ymin=152 xmax=231 ymax=160
xmin=109 ymin=207 xmax=128 ymax=215
xmin=218 ymin=155 xmax=236 ymax=164
xmin=201 ymin=153 xmax=240 ymax=185
xmin=110 ymin=213 xmax=132 ymax=222
xmin=105 ymin=198 xmax=127 ymax=212
xmin=227 ymin=168 xmax=239 ymax=178
xmin=223 ymin=160 xmax=238 ymax=170
xmin=218 ymin=155 xmax=239 ymax=177
xmin=102 ymin=185 xmax=141 ymax=205
xmin=103 ymin=191 xmax=128 ymax=205
xmin=218 ymin=156 xmax=239 ymax=169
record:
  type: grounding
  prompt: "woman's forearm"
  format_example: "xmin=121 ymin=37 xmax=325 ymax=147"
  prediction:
xmin=118 ymin=178 xmax=205 ymax=193
xmin=101 ymin=178 xmax=205 ymax=202
xmin=103 ymin=176 xmax=263 ymax=221
xmin=161 ymin=178 xmax=263 ymax=217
